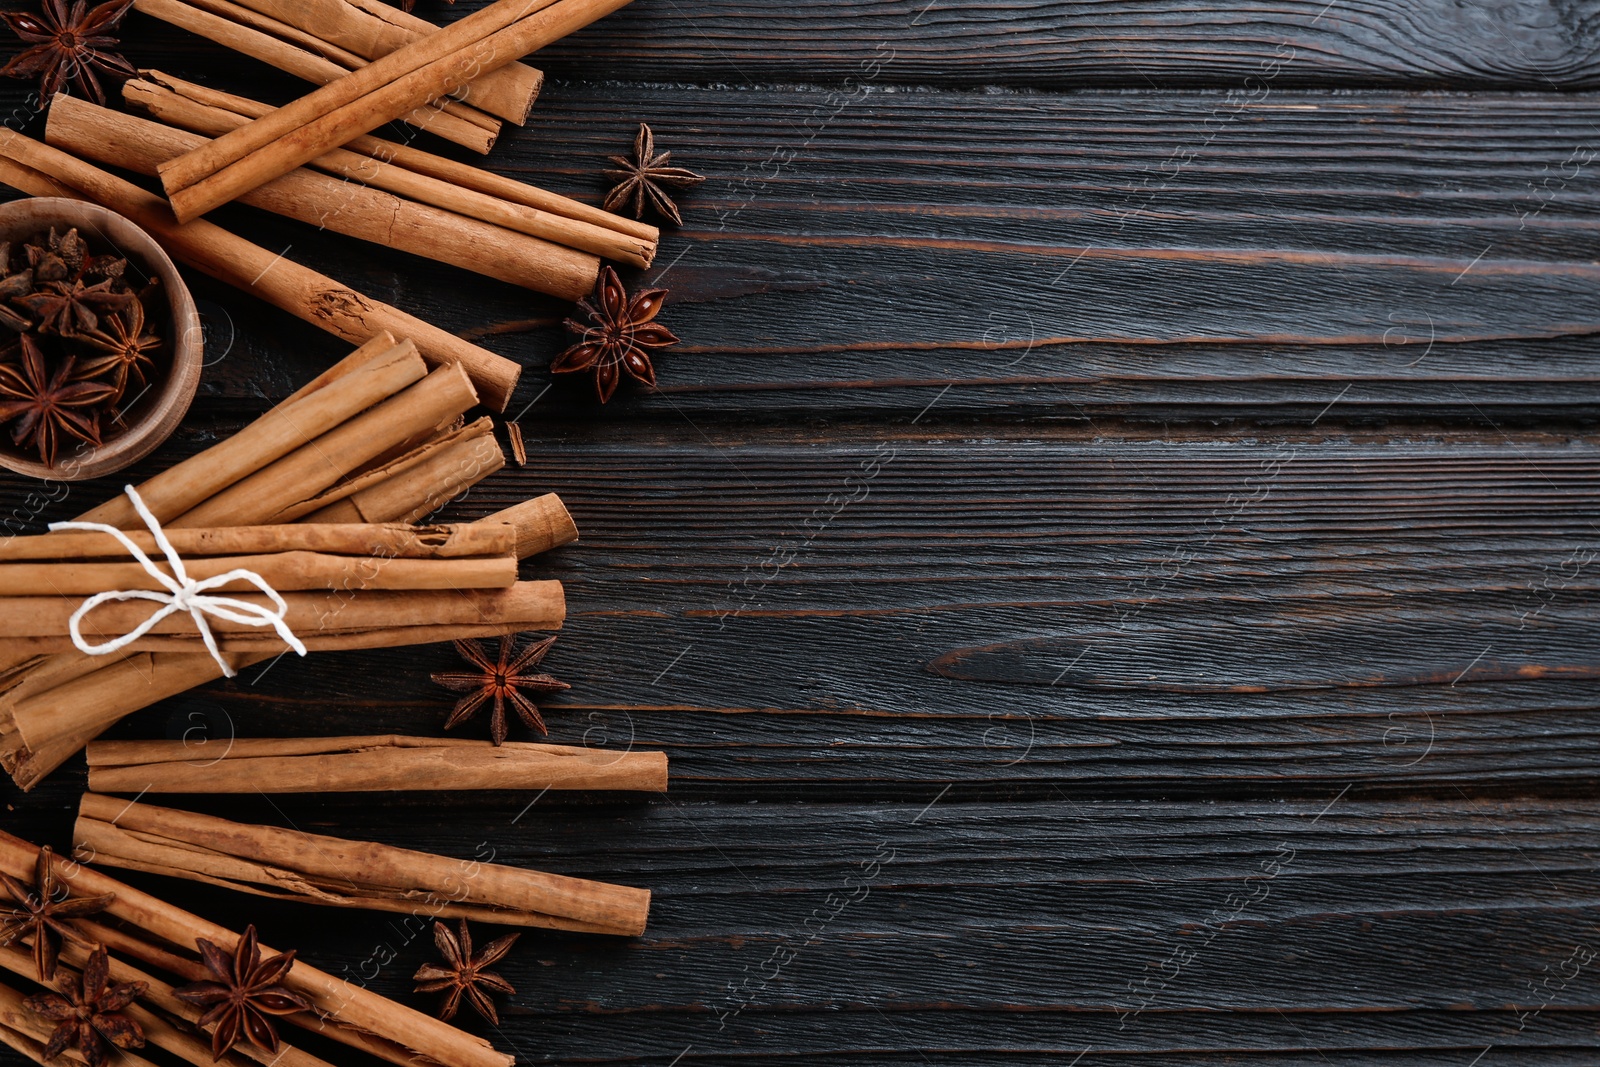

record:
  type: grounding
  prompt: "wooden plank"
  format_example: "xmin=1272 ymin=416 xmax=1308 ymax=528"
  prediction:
xmin=11 ymin=428 xmax=1596 ymax=795
xmin=20 ymin=86 xmax=1594 ymax=421
xmin=530 ymin=0 xmax=1600 ymax=89
xmin=122 ymin=0 xmax=1600 ymax=90
xmin=6 ymin=794 xmax=1594 ymax=1062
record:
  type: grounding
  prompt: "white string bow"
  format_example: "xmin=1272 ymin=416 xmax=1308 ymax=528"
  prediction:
xmin=49 ymin=485 xmax=307 ymax=677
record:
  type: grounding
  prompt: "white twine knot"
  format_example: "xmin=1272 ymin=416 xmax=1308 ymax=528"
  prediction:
xmin=49 ymin=486 xmax=307 ymax=677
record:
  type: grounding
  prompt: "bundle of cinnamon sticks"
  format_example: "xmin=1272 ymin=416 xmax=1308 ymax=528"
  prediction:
xmin=159 ymin=0 xmax=637 ymax=221
xmin=0 ymin=332 xmax=580 ymax=790
xmin=0 ymin=518 xmax=563 ymax=657
xmin=0 ymin=829 xmax=518 ymax=1067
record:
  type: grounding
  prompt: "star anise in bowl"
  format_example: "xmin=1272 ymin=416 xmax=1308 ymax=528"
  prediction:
xmin=0 ymin=214 xmax=191 ymax=478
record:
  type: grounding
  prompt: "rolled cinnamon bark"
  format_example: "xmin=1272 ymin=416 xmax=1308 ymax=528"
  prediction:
xmin=0 ymin=138 xmax=521 ymax=409
xmin=87 ymin=735 xmax=669 ymax=794
xmin=0 ymin=581 xmax=563 ymax=646
xmin=87 ymin=336 xmax=425 ymax=528
xmin=179 ymin=363 xmax=479 ymax=528
xmin=133 ymin=72 xmax=657 ymax=246
xmin=124 ymin=75 xmax=655 ymax=268
xmin=0 ymin=831 xmax=516 ymax=1067
xmin=295 ymin=417 xmax=504 ymax=523
xmin=48 ymin=96 xmax=599 ymax=300
xmin=161 ymin=0 xmax=635 ymax=220
xmin=0 ymin=521 xmax=515 ymax=562
xmin=76 ymin=794 xmax=651 ymax=935
xmin=133 ymin=0 xmax=500 ymax=153
xmin=228 ymin=0 xmax=543 ymax=124
xmin=0 ymin=551 xmax=515 ymax=598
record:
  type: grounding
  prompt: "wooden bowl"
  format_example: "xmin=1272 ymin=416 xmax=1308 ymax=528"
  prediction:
xmin=0 ymin=198 xmax=202 ymax=481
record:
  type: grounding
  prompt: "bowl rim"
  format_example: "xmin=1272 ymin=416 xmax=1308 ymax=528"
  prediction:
xmin=0 ymin=197 xmax=203 ymax=482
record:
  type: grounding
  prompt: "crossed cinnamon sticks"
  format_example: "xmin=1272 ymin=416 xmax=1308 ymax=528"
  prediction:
xmin=0 ymin=830 xmax=519 ymax=1067
xmin=158 ymin=0 xmax=636 ymax=221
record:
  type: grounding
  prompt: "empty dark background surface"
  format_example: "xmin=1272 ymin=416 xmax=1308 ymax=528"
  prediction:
xmin=2 ymin=0 xmax=1600 ymax=1063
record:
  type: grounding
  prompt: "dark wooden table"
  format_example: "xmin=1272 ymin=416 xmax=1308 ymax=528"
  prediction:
xmin=3 ymin=1 xmax=1600 ymax=1063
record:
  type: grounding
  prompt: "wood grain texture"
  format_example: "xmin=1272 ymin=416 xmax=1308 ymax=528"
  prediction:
xmin=5 ymin=429 xmax=1597 ymax=796
xmin=6 ymin=794 xmax=1599 ymax=1063
xmin=14 ymin=85 xmax=1590 ymax=424
xmin=122 ymin=0 xmax=1600 ymax=90
xmin=1 ymin=4 xmax=1598 ymax=1064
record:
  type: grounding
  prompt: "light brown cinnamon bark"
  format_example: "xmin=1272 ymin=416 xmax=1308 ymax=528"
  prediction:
xmin=228 ymin=0 xmax=543 ymax=124
xmin=0 ymin=137 xmax=521 ymax=409
xmin=0 ymin=581 xmax=563 ymax=647
xmin=133 ymin=0 xmax=501 ymax=153
xmin=87 ymin=735 xmax=669 ymax=794
xmin=0 ymin=521 xmax=515 ymax=561
xmin=295 ymin=417 xmax=505 ymax=523
xmin=0 ymin=830 xmax=515 ymax=1067
xmin=161 ymin=0 xmax=635 ymax=220
xmin=179 ymin=363 xmax=480 ymax=528
xmin=123 ymin=75 xmax=655 ymax=267
xmin=133 ymin=72 xmax=658 ymax=246
xmin=47 ymin=96 xmax=598 ymax=300
xmin=76 ymin=793 xmax=651 ymax=935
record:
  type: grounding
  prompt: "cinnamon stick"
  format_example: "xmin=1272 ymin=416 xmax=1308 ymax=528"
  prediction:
xmin=125 ymin=74 xmax=655 ymax=267
xmin=0 ymin=550 xmax=515 ymax=597
xmin=0 ymin=831 xmax=516 ymax=1067
xmin=77 ymin=793 xmax=651 ymax=935
xmin=295 ymin=416 xmax=502 ymax=523
xmin=134 ymin=0 xmax=500 ymax=153
xmin=0 ymin=581 xmax=564 ymax=646
xmin=161 ymin=0 xmax=635 ymax=220
xmin=87 ymin=735 xmax=669 ymax=794
xmin=134 ymin=72 xmax=657 ymax=247
xmin=0 ymin=521 xmax=516 ymax=561
xmin=228 ymin=0 xmax=543 ymax=124
xmin=178 ymin=362 xmax=479 ymax=528
xmin=0 ymin=138 xmax=521 ymax=409
xmin=48 ymin=95 xmax=601 ymax=299
xmin=86 ymin=335 xmax=425 ymax=528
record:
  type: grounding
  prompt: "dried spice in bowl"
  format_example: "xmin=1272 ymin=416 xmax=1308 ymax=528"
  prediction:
xmin=0 ymin=226 xmax=168 ymax=467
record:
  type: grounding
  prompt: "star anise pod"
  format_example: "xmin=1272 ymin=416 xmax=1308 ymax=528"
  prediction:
xmin=603 ymin=122 xmax=705 ymax=226
xmin=0 ymin=247 xmax=33 ymax=332
xmin=432 ymin=634 xmax=568 ymax=745
xmin=0 ymin=333 xmax=113 ymax=466
xmin=0 ymin=846 xmax=115 ymax=982
xmin=550 ymin=265 xmax=677 ymax=404
xmin=173 ymin=925 xmax=312 ymax=1062
xmin=24 ymin=944 xmax=146 ymax=1067
xmin=77 ymin=299 xmax=160 ymax=399
xmin=18 ymin=273 xmax=135 ymax=338
xmin=1 ymin=0 xmax=137 ymax=105
xmin=413 ymin=919 xmax=518 ymax=1024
